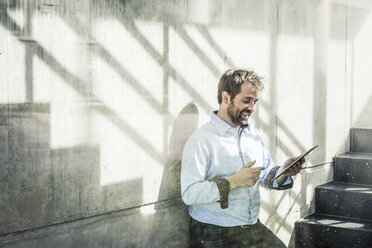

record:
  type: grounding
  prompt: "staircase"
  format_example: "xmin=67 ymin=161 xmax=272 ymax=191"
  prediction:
xmin=295 ymin=126 xmax=372 ymax=248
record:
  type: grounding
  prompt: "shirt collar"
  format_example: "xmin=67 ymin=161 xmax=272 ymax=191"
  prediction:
xmin=211 ymin=111 xmax=251 ymax=136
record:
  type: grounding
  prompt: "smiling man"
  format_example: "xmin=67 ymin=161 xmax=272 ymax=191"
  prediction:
xmin=181 ymin=69 xmax=304 ymax=247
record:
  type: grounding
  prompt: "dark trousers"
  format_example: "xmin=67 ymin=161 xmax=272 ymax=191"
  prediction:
xmin=189 ymin=218 xmax=287 ymax=248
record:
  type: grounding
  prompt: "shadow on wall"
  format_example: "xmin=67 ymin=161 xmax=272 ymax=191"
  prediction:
xmin=354 ymin=95 xmax=372 ymax=127
xmin=0 ymin=103 xmax=148 ymax=237
xmin=152 ymin=102 xmax=199 ymax=247
xmin=2 ymin=0 xmax=371 ymax=246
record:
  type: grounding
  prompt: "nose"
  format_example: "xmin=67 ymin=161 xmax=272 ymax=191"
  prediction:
xmin=248 ymin=102 xmax=255 ymax=113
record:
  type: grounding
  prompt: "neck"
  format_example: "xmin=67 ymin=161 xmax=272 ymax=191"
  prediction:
xmin=216 ymin=108 xmax=239 ymax=130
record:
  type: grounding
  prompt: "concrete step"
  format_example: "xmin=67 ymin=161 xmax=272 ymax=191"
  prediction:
xmin=295 ymin=213 xmax=372 ymax=248
xmin=316 ymin=182 xmax=372 ymax=221
xmin=351 ymin=127 xmax=372 ymax=153
xmin=334 ymin=152 xmax=372 ymax=185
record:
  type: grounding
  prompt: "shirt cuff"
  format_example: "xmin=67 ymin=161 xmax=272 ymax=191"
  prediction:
xmin=263 ymin=166 xmax=294 ymax=190
xmin=273 ymin=176 xmax=292 ymax=188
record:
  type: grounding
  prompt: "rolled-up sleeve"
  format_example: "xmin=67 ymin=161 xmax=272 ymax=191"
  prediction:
xmin=181 ymin=135 xmax=220 ymax=205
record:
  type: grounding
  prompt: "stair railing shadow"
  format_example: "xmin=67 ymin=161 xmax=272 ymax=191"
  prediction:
xmin=0 ymin=10 xmax=167 ymax=164
xmin=3 ymin=1 xmax=372 ymax=246
xmin=0 ymin=2 xmax=312 ymax=243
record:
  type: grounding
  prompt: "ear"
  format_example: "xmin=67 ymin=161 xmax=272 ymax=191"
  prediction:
xmin=221 ymin=91 xmax=231 ymax=105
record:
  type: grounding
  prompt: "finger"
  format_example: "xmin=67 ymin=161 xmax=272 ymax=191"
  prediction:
xmin=293 ymin=162 xmax=300 ymax=169
xmin=248 ymin=169 xmax=262 ymax=177
xmin=250 ymin=166 xmax=265 ymax=172
xmin=288 ymin=167 xmax=296 ymax=175
xmin=250 ymin=174 xmax=260 ymax=182
xmin=251 ymin=171 xmax=262 ymax=178
xmin=292 ymin=167 xmax=300 ymax=174
xmin=292 ymin=166 xmax=300 ymax=174
xmin=244 ymin=160 xmax=256 ymax=168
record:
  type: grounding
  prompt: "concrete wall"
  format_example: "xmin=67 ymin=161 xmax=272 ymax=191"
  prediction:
xmin=0 ymin=0 xmax=371 ymax=246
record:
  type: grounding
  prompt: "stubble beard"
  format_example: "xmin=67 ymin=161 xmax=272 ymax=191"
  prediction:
xmin=227 ymin=101 xmax=250 ymax=127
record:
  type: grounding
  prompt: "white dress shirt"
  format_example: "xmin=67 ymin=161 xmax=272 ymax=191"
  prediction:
xmin=181 ymin=112 xmax=292 ymax=226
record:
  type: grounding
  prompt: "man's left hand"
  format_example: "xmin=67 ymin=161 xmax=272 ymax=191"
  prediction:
xmin=282 ymin=156 xmax=305 ymax=177
xmin=276 ymin=156 xmax=305 ymax=185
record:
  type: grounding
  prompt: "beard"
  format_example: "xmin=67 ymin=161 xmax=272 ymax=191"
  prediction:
xmin=227 ymin=101 xmax=251 ymax=127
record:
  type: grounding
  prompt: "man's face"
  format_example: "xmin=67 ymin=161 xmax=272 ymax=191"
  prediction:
xmin=226 ymin=82 xmax=260 ymax=127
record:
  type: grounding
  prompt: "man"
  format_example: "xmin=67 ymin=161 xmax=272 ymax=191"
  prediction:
xmin=181 ymin=69 xmax=304 ymax=247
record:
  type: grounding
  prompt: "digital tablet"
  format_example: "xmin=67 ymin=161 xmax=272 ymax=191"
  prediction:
xmin=271 ymin=145 xmax=318 ymax=181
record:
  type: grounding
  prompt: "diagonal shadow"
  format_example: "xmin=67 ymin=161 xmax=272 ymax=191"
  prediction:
xmin=58 ymin=14 xmax=169 ymax=116
xmin=117 ymin=16 xmax=214 ymax=113
xmin=193 ymin=23 xmax=236 ymax=69
xmin=89 ymin=42 xmax=169 ymax=115
xmin=1 ymin=1 xmax=371 ymax=246
xmin=118 ymin=5 xmax=311 ymax=239
xmin=0 ymin=11 xmax=165 ymax=165
xmin=86 ymin=4 xmax=313 ymax=240
xmin=2 ymin=0 xmax=339 ymax=241
xmin=52 ymin=4 xmax=214 ymax=115
xmin=166 ymin=11 xmax=314 ymax=236
xmin=163 ymin=14 xmax=221 ymax=77
xmin=88 ymin=0 xmax=216 ymax=113
xmin=259 ymin=100 xmax=307 ymax=154
xmin=261 ymin=183 xmax=312 ymax=235
xmin=37 ymin=43 xmax=166 ymax=164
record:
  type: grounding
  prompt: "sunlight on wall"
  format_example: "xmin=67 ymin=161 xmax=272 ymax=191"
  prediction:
xmin=219 ymin=29 xmax=270 ymax=71
xmin=258 ymin=32 xmax=317 ymax=245
xmin=276 ymin=34 xmax=314 ymax=163
xmin=31 ymin=14 xmax=91 ymax=148
xmin=352 ymin=11 xmax=372 ymax=126
xmin=326 ymin=38 xmax=349 ymax=155
xmin=97 ymin=115 xmax=144 ymax=185
xmin=5 ymin=8 xmax=24 ymax=31
xmin=0 ymin=39 xmax=6 ymax=102
xmin=88 ymin=18 xmax=168 ymax=202
xmin=92 ymin=19 xmax=164 ymax=111
xmin=49 ymin=102 xmax=90 ymax=148
xmin=169 ymin=25 xmax=217 ymax=118
xmin=134 ymin=20 xmax=164 ymax=58
xmin=33 ymin=13 xmax=80 ymax=74
xmin=0 ymin=38 xmax=26 ymax=103
xmin=95 ymin=111 xmax=165 ymax=190
xmin=260 ymin=194 xmax=293 ymax=244
xmin=32 ymin=55 xmax=51 ymax=103
xmin=140 ymin=204 xmax=156 ymax=216
xmin=1 ymin=1 xmax=372 ymax=245
xmin=187 ymin=0 xmax=209 ymax=25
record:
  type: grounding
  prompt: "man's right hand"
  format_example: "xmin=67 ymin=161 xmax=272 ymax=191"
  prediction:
xmin=227 ymin=160 xmax=264 ymax=191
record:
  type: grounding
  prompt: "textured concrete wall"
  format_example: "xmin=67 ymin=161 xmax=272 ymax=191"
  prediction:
xmin=0 ymin=0 xmax=372 ymax=247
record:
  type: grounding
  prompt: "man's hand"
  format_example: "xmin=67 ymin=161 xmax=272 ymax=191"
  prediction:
xmin=227 ymin=160 xmax=265 ymax=191
xmin=276 ymin=156 xmax=305 ymax=185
